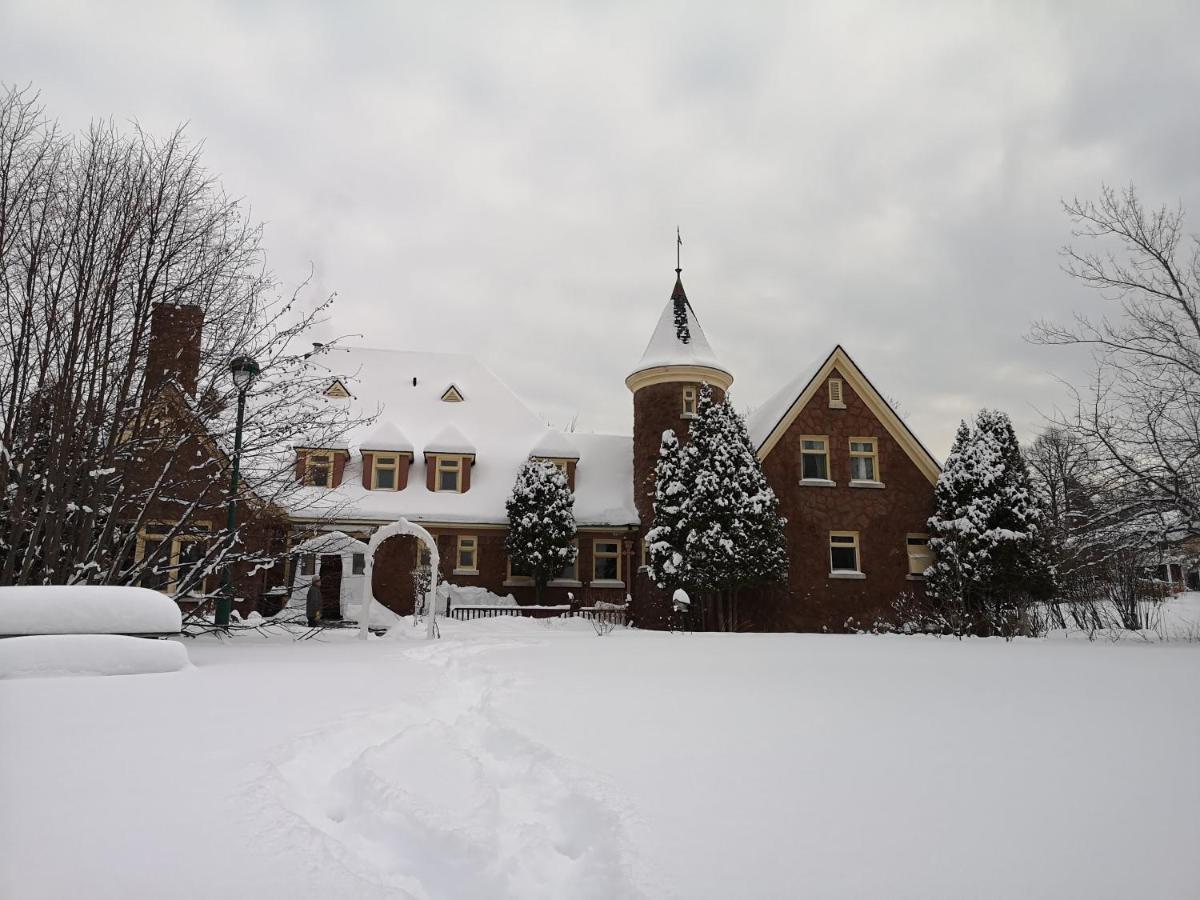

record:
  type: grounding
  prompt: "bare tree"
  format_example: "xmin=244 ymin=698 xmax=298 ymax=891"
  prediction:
xmin=0 ymin=85 xmax=370 ymax=599
xmin=1031 ymin=184 xmax=1200 ymax=536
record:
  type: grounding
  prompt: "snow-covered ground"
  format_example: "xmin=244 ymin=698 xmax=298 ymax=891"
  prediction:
xmin=2 ymin=603 xmax=1199 ymax=899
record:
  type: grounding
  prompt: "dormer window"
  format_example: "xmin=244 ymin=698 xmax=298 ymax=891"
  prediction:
xmin=306 ymin=453 xmax=333 ymax=487
xmin=372 ymin=454 xmax=399 ymax=490
xmin=435 ymin=456 xmax=463 ymax=492
xmin=682 ymin=385 xmax=697 ymax=417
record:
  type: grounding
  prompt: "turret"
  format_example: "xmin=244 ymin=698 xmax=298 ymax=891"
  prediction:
xmin=628 ymin=269 xmax=732 ymax=594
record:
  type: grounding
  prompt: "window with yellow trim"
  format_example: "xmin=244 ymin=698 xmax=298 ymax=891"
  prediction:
xmin=136 ymin=521 xmax=211 ymax=595
xmin=436 ymin=456 xmax=463 ymax=492
xmin=849 ymin=437 xmax=879 ymax=482
xmin=592 ymin=539 xmax=621 ymax=582
xmin=682 ymin=385 xmax=697 ymax=417
xmin=907 ymin=534 xmax=933 ymax=576
xmin=372 ymin=454 xmax=399 ymax=490
xmin=455 ymin=535 xmax=478 ymax=573
xmin=800 ymin=436 xmax=830 ymax=481
xmin=306 ymin=452 xmax=333 ymax=487
xmin=829 ymin=531 xmax=861 ymax=574
xmin=553 ymin=540 xmax=580 ymax=582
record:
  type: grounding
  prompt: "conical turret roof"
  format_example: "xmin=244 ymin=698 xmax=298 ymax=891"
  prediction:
xmin=627 ymin=273 xmax=731 ymax=388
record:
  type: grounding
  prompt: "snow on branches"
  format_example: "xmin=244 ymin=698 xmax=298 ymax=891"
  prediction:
xmin=926 ymin=409 xmax=1055 ymax=635
xmin=504 ymin=460 xmax=577 ymax=603
xmin=647 ymin=384 xmax=787 ymax=630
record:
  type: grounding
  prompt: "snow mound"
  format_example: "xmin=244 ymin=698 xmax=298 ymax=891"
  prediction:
xmin=0 ymin=634 xmax=190 ymax=679
xmin=0 ymin=586 xmax=182 ymax=635
xmin=444 ymin=582 xmax=518 ymax=608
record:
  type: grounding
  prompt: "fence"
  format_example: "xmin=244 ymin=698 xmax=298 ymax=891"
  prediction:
xmin=448 ymin=605 xmax=629 ymax=627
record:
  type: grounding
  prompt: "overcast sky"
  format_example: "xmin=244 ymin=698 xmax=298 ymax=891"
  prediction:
xmin=5 ymin=0 xmax=1199 ymax=457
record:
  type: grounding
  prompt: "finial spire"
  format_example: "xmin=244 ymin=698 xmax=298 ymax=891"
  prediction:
xmin=676 ymin=226 xmax=682 ymax=274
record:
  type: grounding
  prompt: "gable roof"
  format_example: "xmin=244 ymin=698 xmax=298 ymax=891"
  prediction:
xmin=748 ymin=345 xmax=942 ymax=485
xmin=628 ymin=274 xmax=730 ymax=381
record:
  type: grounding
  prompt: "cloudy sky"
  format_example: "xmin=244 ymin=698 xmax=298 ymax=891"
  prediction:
xmin=5 ymin=0 xmax=1198 ymax=457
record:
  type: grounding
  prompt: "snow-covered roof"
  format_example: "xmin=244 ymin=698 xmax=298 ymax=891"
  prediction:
xmin=285 ymin=346 xmax=637 ymax=527
xmin=424 ymin=424 xmax=476 ymax=457
xmin=628 ymin=274 xmax=730 ymax=379
xmin=291 ymin=530 xmax=369 ymax=556
xmin=531 ymin=429 xmax=580 ymax=460
xmin=359 ymin=422 xmax=413 ymax=453
xmin=746 ymin=349 xmax=833 ymax=449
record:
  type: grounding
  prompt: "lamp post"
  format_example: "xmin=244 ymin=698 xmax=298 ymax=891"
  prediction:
xmin=215 ymin=355 xmax=260 ymax=627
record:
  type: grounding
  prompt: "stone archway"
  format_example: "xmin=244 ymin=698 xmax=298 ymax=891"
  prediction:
xmin=359 ymin=518 xmax=440 ymax=640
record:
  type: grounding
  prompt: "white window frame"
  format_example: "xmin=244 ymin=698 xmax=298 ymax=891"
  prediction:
xmin=829 ymin=531 xmax=864 ymax=579
xmin=435 ymin=455 xmax=464 ymax=493
xmin=828 ymin=378 xmax=846 ymax=409
xmin=682 ymin=385 xmax=698 ymax=418
xmin=906 ymin=533 xmax=933 ymax=578
xmin=848 ymin=437 xmax=882 ymax=486
xmin=592 ymin=539 xmax=623 ymax=586
xmin=454 ymin=535 xmax=479 ymax=575
xmin=800 ymin=435 xmax=833 ymax=485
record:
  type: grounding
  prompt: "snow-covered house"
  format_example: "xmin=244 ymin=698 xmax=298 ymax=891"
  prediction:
xmin=277 ymin=268 xmax=940 ymax=631
xmin=285 ymin=348 xmax=639 ymax=616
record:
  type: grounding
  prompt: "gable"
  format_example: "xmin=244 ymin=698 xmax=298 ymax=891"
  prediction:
xmin=324 ymin=378 xmax=352 ymax=399
xmin=754 ymin=346 xmax=941 ymax=485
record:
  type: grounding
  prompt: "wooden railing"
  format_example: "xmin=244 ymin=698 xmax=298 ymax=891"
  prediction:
xmin=448 ymin=605 xmax=629 ymax=627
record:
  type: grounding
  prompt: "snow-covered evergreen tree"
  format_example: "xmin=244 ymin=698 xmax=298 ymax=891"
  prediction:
xmin=504 ymin=460 xmax=577 ymax=603
xmin=648 ymin=385 xmax=787 ymax=630
xmin=646 ymin=428 xmax=692 ymax=590
xmin=927 ymin=410 xmax=1055 ymax=635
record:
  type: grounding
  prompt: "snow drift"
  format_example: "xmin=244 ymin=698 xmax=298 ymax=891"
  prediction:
xmin=0 ymin=634 xmax=189 ymax=679
xmin=0 ymin=585 xmax=182 ymax=635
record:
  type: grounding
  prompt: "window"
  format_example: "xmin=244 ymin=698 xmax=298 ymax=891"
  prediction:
xmin=849 ymin=437 xmax=879 ymax=482
xmin=640 ymin=538 xmax=648 ymax=570
xmin=372 ymin=454 xmax=399 ymax=490
xmin=828 ymin=378 xmax=846 ymax=409
xmin=800 ymin=436 xmax=830 ymax=481
xmin=907 ymin=534 xmax=933 ymax=577
xmin=136 ymin=521 xmax=211 ymax=595
xmin=593 ymin=539 xmax=621 ymax=583
xmin=300 ymin=554 xmax=315 ymax=576
xmin=306 ymin=452 xmax=333 ymax=487
xmin=829 ymin=531 xmax=861 ymax=574
xmin=352 ymin=553 xmax=365 ymax=575
xmin=508 ymin=556 xmax=533 ymax=581
xmin=436 ymin=456 xmax=463 ymax=492
xmin=418 ymin=546 xmax=431 ymax=568
xmin=455 ymin=535 xmax=478 ymax=574
xmin=682 ymin=385 xmax=697 ymax=417
xmin=554 ymin=542 xmax=579 ymax=582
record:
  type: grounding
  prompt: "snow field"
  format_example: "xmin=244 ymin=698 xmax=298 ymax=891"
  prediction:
xmin=2 ymin=610 xmax=1198 ymax=899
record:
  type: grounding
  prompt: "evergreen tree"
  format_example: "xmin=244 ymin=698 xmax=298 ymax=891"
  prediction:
xmin=927 ymin=410 xmax=1055 ymax=635
xmin=646 ymin=428 xmax=692 ymax=590
xmin=650 ymin=385 xmax=787 ymax=630
xmin=505 ymin=460 xmax=577 ymax=603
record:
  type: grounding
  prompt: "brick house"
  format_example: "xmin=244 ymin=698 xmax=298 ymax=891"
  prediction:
xmin=284 ymin=269 xmax=941 ymax=631
xmin=130 ymin=304 xmax=288 ymax=616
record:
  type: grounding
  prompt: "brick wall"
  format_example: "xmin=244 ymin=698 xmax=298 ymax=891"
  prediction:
xmin=756 ymin=366 xmax=936 ymax=631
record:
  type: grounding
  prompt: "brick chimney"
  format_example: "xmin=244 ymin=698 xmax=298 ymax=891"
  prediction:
xmin=146 ymin=303 xmax=204 ymax=397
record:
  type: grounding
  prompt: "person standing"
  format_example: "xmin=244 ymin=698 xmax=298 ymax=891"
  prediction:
xmin=305 ymin=576 xmax=322 ymax=628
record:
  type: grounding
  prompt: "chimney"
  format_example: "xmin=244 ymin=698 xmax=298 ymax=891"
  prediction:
xmin=146 ymin=303 xmax=205 ymax=397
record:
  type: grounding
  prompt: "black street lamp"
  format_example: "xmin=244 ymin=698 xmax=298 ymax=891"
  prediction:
xmin=215 ymin=355 xmax=261 ymax=627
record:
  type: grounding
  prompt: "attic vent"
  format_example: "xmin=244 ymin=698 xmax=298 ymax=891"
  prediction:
xmin=325 ymin=379 xmax=351 ymax=399
xmin=440 ymin=384 xmax=465 ymax=403
xmin=828 ymin=378 xmax=846 ymax=409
